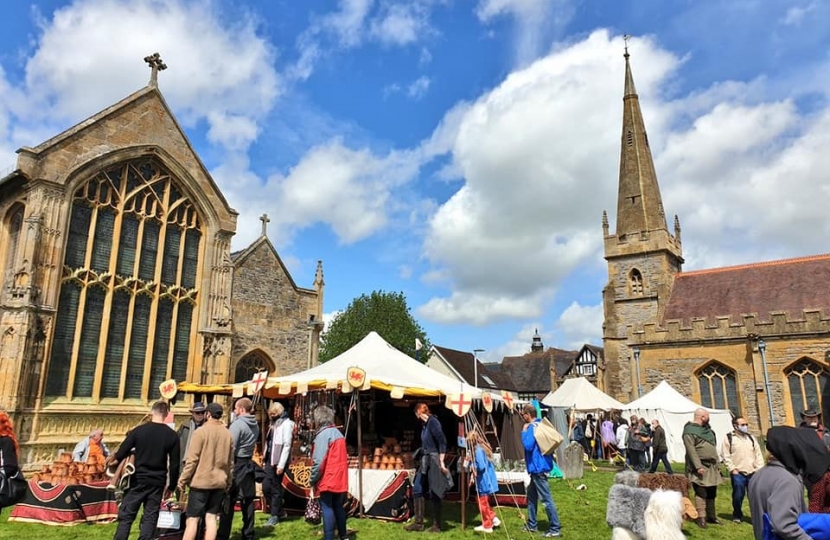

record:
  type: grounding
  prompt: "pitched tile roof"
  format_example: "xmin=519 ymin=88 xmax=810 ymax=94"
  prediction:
xmin=496 ymin=347 xmax=576 ymax=394
xmin=663 ymin=254 xmax=830 ymax=324
xmin=432 ymin=345 xmax=516 ymax=390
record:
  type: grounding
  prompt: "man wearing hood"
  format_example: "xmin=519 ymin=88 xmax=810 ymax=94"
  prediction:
xmin=683 ymin=408 xmax=720 ymax=528
xmin=748 ymin=426 xmax=830 ymax=540
xmin=217 ymin=397 xmax=260 ymax=540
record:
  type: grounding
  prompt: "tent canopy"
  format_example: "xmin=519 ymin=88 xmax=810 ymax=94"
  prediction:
xmin=623 ymin=380 xmax=734 ymax=462
xmin=541 ymin=377 xmax=626 ymax=411
xmin=263 ymin=331 xmax=483 ymax=398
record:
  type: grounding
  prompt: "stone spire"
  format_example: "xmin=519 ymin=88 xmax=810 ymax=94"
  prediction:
xmin=615 ymin=43 xmax=668 ymax=238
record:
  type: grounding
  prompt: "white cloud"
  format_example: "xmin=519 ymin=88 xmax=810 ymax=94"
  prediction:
xmin=419 ymin=48 xmax=433 ymax=66
xmin=407 ymin=76 xmax=431 ymax=99
xmin=476 ymin=0 xmax=575 ymax=65
xmin=264 ymin=139 xmax=423 ymax=245
xmin=418 ymin=31 xmax=676 ymax=324
xmin=322 ymin=310 xmax=342 ymax=334
xmin=554 ymin=302 xmax=602 ymax=349
xmin=20 ymin=0 xmax=278 ymax=151
xmin=417 ymin=27 xmax=830 ymax=327
xmin=782 ymin=1 xmax=817 ymax=26
xmin=291 ymin=0 xmax=440 ymax=80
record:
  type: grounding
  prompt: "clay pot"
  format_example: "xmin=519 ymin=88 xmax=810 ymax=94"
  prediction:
xmin=373 ymin=448 xmax=383 ymax=457
xmin=393 ymin=445 xmax=402 ymax=454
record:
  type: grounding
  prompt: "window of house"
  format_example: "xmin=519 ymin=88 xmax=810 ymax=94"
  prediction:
xmin=629 ymin=268 xmax=644 ymax=296
xmin=45 ymin=159 xmax=202 ymax=401
xmin=785 ymin=358 xmax=829 ymax=421
xmin=697 ymin=361 xmax=740 ymax=415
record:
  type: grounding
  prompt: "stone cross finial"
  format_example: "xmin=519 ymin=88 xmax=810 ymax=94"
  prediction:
xmin=143 ymin=52 xmax=167 ymax=86
xmin=259 ymin=213 xmax=270 ymax=236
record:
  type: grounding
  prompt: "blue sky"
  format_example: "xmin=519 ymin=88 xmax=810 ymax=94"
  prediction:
xmin=2 ymin=0 xmax=830 ymax=363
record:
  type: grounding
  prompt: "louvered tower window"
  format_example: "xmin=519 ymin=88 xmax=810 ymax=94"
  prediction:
xmin=629 ymin=268 xmax=644 ymax=296
xmin=785 ymin=358 xmax=829 ymax=422
xmin=46 ymin=159 xmax=202 ymax=401
xmin=697 ymin=361 xmax=740 ymax=415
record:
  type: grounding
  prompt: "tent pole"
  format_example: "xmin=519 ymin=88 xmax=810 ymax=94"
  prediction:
xmin=357 ymin=389 xmax=364 ymax=518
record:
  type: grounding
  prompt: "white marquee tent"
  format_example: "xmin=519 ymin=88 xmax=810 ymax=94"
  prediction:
xmin=541 ymin=377 xmax=626 ymax=411
xmin=265 ymin=331 xmax=486 ymax=399
xmin=623 ymin=380 xmax=734 ymax=463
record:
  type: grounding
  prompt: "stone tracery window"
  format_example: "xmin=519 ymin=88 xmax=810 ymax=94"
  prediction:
xmin=3 ymin=204 xmax=24 ymax=288
xmin=697 ymin=361 xmax=740 ymax=415
xmin=234 ymin=351 xmax=275 ymax=383
xmin=46 ymin=159 xmax=202 ymax=401
xmin=629 ymin=268 xmax=644 ymax=296
xmin=785 ymin=358 xmax=829 ymax=421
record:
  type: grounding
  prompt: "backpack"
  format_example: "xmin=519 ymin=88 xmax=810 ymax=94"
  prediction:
xmin=726 ymin=432 xmax=755 ymax=453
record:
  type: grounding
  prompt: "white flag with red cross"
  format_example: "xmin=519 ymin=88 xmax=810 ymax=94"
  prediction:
xmin=248 ymin=370 xmax=269 ymax=395
xmin=446 ymin=393 xmax=472 ymax=417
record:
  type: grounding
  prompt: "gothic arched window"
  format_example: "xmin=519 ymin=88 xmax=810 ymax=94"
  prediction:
xmin=3 ymin=204 xmax=24 ymax=285
xmin=46 ymin=159 xmax=202 ymax=401
xmin=785 ymin=358 xmax=829 ymax=421
xmin=629 ymin=268 xmax=644 ymax=296
xmin=697 ymin=361 xmax=740 ymax=415
xmin=234 ymin=351 xmax=275 ymax=383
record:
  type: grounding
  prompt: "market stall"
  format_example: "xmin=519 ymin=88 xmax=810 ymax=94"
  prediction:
xmin=178 ymin=332 xmax=523 ymax=522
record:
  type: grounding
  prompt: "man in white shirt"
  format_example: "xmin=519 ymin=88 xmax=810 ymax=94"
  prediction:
xmin=719 ymin=416 xmax=764 ymax=524
xmin=615 ymin=419 xmax=629 ymax=465
xmin=263 ymin=402 xmax=295 ymax=527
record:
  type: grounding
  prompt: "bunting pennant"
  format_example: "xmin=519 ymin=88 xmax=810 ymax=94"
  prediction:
xmin=390 ymin=386 xmax=405 ymax=399
xmin=296 ymin=381 xmax=308 ymax=395
xmin=232 ymin=383 xmax=244 ymax=398
xmin=481 ymin=391 xmax=493 ymax=413
xmin=278 ymin=380 xmax=292 ymax=395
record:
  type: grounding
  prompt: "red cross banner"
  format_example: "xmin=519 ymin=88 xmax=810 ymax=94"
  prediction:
xmin=159 ymin=379 xmax=177 ymax=400
xmin=447 ymin=393 xmax=472 ymax=417
xmin=346 ymin=367 xmax=366 ymax=389
xmin=481 ymin=391 xmax=493 ymax=413
xmin=248 ymin=370 xmax=269 ymax=395
xmin=500 ymin=390 xmax=515 ymax=410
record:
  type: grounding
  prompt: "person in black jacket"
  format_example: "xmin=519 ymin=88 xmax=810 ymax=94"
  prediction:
xmin=648 ymin=419 xmax=673 ymax=474
xmin=112 ymin=401 xmax=180 ymax=540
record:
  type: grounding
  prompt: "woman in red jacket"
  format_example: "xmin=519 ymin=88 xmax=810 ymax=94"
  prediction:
xmin=310 ymin=405 xmax=348 ymax=540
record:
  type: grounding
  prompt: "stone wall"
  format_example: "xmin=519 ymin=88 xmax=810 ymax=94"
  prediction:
xmin=231 ymin=239 xmax=320 ymax=378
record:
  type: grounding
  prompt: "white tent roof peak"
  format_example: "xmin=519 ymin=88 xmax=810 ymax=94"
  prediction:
xmin=625 ymin=380 xmax=725 ymax=413
xmin=541 ymin=377 xmax=626 ymax=411
xmin=267 ymin=331 xmax=481 ymax=398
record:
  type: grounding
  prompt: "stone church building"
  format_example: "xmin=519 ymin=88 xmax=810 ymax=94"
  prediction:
xmin=602 ymin=49 xmax=830 ymax=433
xmin=0 ymin=61 xmax=323 ymax=465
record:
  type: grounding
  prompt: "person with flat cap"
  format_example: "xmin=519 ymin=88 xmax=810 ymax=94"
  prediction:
xmin=178 ymin=401 xmax=208 ymax=466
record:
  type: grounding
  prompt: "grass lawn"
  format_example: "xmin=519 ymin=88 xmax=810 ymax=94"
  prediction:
xmin=0 ymin=469 xmax=755 ymax=539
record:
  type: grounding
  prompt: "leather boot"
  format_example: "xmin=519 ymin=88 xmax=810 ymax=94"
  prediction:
xmin=694 ymin=496 xmax=707 ymax=528
xmin=427 ymin=498 xmax=442 ymax=533
xmin=705 ymin=498 xmax=721 ymax=524
xmin=404 ymin=497 xmax=424 ymax=531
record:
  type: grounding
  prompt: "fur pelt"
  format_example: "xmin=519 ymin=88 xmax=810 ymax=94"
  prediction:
xmin=614 ymin=469 xmax=641 ymax=487
xmin=606 ymin=483 xmax=652 ymax=539
xmin=681 ymin=496 xmax=698 ymax=521
xmin=637 ymin=473 xmax=689 ymax=494
xmin=611 ymin=527 xmax=641 ymax=540
xmin=643 ymin=489 xmax=684 ymax=540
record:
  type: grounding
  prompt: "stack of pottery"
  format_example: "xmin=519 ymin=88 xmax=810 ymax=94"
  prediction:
xmin=31 ymin=452 xmax=109 ymax=485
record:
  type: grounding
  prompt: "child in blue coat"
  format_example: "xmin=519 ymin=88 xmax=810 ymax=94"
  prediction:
xmin=465 ymin=430 xmax=501 ymax=533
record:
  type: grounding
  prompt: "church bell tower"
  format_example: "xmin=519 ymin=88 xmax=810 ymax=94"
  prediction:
xmin=601 ymin=41 xmax=684 ymax=400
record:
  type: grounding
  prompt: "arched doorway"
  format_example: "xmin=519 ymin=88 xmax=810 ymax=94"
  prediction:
xmin=234 ymin=350 xmax=275 ymax=383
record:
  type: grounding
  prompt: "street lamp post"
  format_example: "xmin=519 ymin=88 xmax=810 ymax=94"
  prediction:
xmin=758 ymin=339 xmax=775 ymax=427
xmin=633 ymin=346 xmax=643 ymax=398
xmin=473 ymin=349 xmax=485 ymax=388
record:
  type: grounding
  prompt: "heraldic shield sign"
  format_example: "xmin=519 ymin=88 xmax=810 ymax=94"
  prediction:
xmin=481 ymin=391 xmax=493 ymax=413
xmin=346 ymin=366 xmax=366 ymax=389
xmin=160 ymin=379 xmax=177 ymax=400
xmin=447 ymin=393 xmax=472 ymax=417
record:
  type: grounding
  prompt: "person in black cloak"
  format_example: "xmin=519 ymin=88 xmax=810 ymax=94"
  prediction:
xmin=748 ymin=426 xmax=830 ymax=540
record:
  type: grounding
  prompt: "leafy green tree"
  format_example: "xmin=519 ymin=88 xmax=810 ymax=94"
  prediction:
xmin=319 ymin=290 xmax=431 ymax=363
